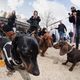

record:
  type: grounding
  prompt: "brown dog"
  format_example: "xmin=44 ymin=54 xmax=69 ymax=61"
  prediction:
xmin=53 ymin=41 xmax=80 ymax=71
xmin=36 ymin=32 xmax=53 ymax=56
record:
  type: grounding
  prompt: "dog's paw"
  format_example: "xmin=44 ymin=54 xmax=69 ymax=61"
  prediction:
xmin=7 ymin=70 xmax=15 ymax=76
xmin=69 ymin=68 xmax=73 ymax=71
xmin=41 ymin=54 xmax=45 ymax=57
xmin=40 ymin=53 xmax=45 ymax=57
xmin=62 ymin=62 xmax=66 ymax=65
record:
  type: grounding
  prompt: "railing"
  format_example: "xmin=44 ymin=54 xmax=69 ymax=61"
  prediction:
xmin=0 ymin=17 xmax=30 ymax=29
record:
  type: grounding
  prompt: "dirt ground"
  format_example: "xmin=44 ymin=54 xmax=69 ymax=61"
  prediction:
xmin=1 ymin=47 xmax=80 ymax=80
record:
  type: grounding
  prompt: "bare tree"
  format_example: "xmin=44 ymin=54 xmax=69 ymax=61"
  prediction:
xmin=40 ymin=11 xmax=56 ymax=30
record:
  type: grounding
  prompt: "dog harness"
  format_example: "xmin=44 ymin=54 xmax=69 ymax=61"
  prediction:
xmin=3 ymin=41 xmax=18 ymax=66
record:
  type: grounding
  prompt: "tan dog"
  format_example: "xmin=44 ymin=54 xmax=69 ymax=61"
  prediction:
xmin=53 ymin=41 xmax=80 ymax=71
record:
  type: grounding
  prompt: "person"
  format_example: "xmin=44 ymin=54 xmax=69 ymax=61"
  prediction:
xmin=52 ymin=33 xmax=56 ymax=42
xmin=37 ymin=28 xmax=42 ymax=36
xmin=4 ymin=11 xmax=16 ymax=32
xmin=41 ymin=28 xmax=47 ymax=36
xmin=55 ymin=21 xmax=67 ymax=41
xmin=27 ymin=10 xmax=41 ymax=34
xmin=69 ymin=31 xmax=73 ymax=43
xmin=69 ymin=6 xmax=80 ymax=49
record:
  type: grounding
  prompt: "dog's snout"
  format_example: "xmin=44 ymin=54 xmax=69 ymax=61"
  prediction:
xmin=32 ymin=69 xmax=40 ymax=76
xmin=26 ymin=63 xmax=40 ymax=76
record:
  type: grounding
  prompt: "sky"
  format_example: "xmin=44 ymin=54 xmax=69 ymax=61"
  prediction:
xmin=0 ymin=0 xmax=80 ymax=31
xmin=0 ymin=0 xmax=80 ymax=18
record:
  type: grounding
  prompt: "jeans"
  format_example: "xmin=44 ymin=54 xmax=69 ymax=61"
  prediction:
xmin=76 ymin=26 xmax=80 ymax=49
xmin=59 ymin=31 xmax=66 ymax=40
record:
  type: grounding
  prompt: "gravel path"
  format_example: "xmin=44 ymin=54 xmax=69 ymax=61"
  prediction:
xmin=1 ymin=47 xmax=80 ymax=80
xmin=30 ymin=48 xmax=80 ymax=80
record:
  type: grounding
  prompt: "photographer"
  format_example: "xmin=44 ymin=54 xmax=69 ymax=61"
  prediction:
xmin=69 ymin=6 xmax=80 ymax=49
xmin=27 ymin=10 xmax=41 ymax=34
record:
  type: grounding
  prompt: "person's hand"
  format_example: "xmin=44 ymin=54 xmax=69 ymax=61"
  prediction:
xmin=68 ymin=13 xmax=70 ymax=15
xmin=68 ymin=13 xmax=73 ymax=16
xmin=73 ymin=12 xmax=77 ymax=17
xmin=33 ymin=16 xmax=35 ymax=19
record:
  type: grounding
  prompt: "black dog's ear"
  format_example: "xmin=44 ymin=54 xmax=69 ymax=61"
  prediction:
xmin=12 ymin=36 xmax=19 ymax=45
xmin=11 ymin=36 xmax=22 ymax=62
xmin=12 ymin=36 xmax=20 ymax=56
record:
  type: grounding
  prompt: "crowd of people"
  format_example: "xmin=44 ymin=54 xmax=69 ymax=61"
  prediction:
xmin=26 ymin=6 xmax=80 ymax=50
xmin=0 ymin=6 xmax=80 ymax=55
xmin=0 ymin=6 xmax=80 ymax=76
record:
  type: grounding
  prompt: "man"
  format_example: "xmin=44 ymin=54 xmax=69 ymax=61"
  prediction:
xmin=69 ymin=6 xmax=80 ymax=49
xmin=27 ymin=10 xmax=41 ymax=34
xmin=55 ymin=21 xmax=67 ymax=41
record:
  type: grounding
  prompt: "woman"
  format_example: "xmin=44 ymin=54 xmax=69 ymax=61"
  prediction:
xmin=27 ymin=10 xmax=41 ymax=34
xmin=4 ymin=11 xmax=16 ymax=32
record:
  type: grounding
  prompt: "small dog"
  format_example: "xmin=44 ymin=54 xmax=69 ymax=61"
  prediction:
xmin=36 ymin=32 xmax=53 ymax=56
xmin=53 ymin=41 xmax=80 ymax=71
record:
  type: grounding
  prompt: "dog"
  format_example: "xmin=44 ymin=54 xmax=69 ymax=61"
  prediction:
xmin=36 ymin=32 xmax=53 ymax=56
xmin=1 ymin=32 xmax=40 ymax=76
xmin=53 ymin=41 xmax=80 ymax=71
xmin=11 ymin=33 xmax=40 ymax=76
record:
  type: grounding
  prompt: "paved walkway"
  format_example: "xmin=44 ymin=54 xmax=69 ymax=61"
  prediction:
xmin=1 ymin=48 xmax=80 ymax=80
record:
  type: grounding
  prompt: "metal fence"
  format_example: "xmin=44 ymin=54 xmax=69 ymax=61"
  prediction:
xmin=0 ymin=17 xmax=30 ymax=32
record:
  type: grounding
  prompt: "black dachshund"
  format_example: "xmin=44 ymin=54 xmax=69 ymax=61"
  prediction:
xmin=3 ymin=33 xmax=40 ymax=76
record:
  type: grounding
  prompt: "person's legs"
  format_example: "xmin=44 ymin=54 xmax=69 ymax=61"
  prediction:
xmin=70 ymin=37 xmax=73 ymax=43
xmin=72 ymin=25 xmax=76 ymax=43
xmin=59 ymin=32 xmax=66 ymax=41
xmin=59 ymin=32 xmax=62 ymax=40
xmin=63 ymin=33 xmax=66 ymax=41
xmin=76 ymin=27 xmax=79 ymax=49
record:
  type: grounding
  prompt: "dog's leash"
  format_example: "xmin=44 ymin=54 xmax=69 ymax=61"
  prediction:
xmin=67 ymin=46 xmax=74 ymax=54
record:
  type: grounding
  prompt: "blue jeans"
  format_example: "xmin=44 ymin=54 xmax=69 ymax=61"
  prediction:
xmin=59 ymin=32 xmax=66 ymax=40
xmin=76 ymin=26 xmax=80 ymax=49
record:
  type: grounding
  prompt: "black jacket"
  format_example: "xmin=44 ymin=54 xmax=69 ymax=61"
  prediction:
xmin=56 ymin=23 xmax=67 ymax=33
xmin=6 ymin=14 xmax=16 ymax=32
xmin=69 ymin=10 xmax=80 ymax=27
xmin=27 ymin=16 xmax=41 ymax=28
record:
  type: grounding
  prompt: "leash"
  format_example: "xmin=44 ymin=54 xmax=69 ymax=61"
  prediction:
xmin=67 ymin=46 xmax=74 ymax=54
